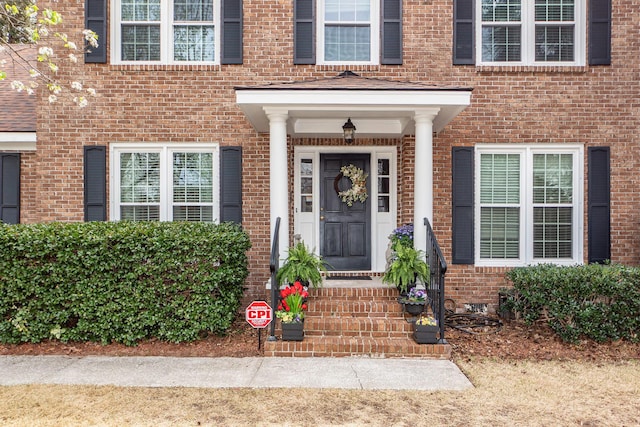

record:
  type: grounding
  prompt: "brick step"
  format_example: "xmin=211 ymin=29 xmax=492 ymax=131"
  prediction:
xmin=305 ymin=286 xmax=405 ymax=316
xmin=263 ymin=335 xmax=450 ymax=359
xmin=264 ymin=285 xmax=446 ymax=359
xmin=306 ymin=299 xmax=405 ymax=316
xmin=309 ymin=287 xmax=399 ymax=300
xmin=302 ymin=316 xmax=415 ymax=337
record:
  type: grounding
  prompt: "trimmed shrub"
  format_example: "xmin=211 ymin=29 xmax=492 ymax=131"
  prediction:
xmin=0 ymin=221 xmax=251 ymax=345
xmin=505 ymin=264 xmax=640 ymax=343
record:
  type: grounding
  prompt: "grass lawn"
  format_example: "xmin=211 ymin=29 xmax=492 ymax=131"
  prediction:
xmin=1 ymin=359 xmax=638 ymax=426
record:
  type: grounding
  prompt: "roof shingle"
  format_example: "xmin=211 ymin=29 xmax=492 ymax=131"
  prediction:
xmin=0 ymin=45 xmax=37 ymax=132
xmin=236 ymin=70 xmax=472 ymax=92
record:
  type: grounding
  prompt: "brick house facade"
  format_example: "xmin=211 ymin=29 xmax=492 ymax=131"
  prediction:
xmin=5 ymin=0 xmax=638 ymax=310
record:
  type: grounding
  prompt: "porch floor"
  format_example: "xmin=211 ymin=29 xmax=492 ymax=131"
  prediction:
xmin=321 ymin=276 xmax=387 ymax=288
xmin=264 ymin=281 xmax=450 ymax=359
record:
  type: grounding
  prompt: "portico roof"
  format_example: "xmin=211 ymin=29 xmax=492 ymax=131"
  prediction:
xmin=0 ymin=46 xmax=37 ymax=150
xmin=0 ymin=46 xmax=36 ymax=133
xmin=235 ymin=71 xmax=473 ymax=137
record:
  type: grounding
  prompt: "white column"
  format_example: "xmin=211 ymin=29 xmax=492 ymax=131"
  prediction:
xmin=267 ymin=110 xmax=289 ymax=263
xmin=413 ymin=110 xmax=438 ymax=253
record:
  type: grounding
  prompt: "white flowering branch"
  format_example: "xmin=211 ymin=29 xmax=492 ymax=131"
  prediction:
xmin=0 ymin=2 xmax=99 ymax=107
xmin=338 ymin=164 xmax=369 ymax=207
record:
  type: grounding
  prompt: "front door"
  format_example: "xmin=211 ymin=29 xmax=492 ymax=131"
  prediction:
xmin=320 ymin=154 xmax=371 ymax=270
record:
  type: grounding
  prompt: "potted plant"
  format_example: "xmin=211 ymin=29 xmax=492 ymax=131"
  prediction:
xmin=413 ymin=314 xmax=439 ymax=344
xmin=385 ymin=224 xmax=413 ymax=269
xmin=276 ymin=242 xmax=327 ymax=289
xmin=382 ymin=244 xmax=430 ymax=295
xmin=399 ymin=287 xmax=429 ymax=316
xmin=390 ymin=223 xmax=414 ymax=251
xmin=276 ymin=280 xmax=308 ymax=341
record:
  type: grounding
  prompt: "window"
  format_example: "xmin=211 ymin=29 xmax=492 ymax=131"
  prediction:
xmin=479 ymin=153 xmax=521 ymax=259
xmin=317 ymin=0 xmax=379 ymax=64
xmin=300 ymin=159 xmax=313 ymax=212
xmin=114 ymin=0 xmax=219 ymax=63
xmin=475 ymin=145 xmax=583 ymax=266
xmin=377 ymin=158 xmax=390 ymax=212
xmin=477 ymin=0 xmax=584 ymax=66
xmin=111 ymin=144 xmax=219 ymax=221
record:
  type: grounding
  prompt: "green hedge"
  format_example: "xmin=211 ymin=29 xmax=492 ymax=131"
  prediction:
xmin=505 ymin=264 xmax=640 ymax=343
xmin=0 ymin=221 xmax=251 ymax=345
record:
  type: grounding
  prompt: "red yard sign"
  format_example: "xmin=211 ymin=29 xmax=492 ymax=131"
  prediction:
xmin=245 ymin=301 xmax=272 ymax=329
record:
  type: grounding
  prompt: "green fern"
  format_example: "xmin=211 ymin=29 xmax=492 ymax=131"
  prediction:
xmin=382 ymin=245 xmax=430 ymax=294
xmin=276 ymin=243 xmax=327 ymax=288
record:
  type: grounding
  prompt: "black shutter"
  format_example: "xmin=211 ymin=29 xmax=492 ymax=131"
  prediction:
xmin=589 ymin=0 xmax=611 ymax=65
xmin=294 ymin=0 xmax=316 ymax=64
xmin=0 ymin=153 xmax=20 ymax=224
xmin=220 ymin=147 xmax=242 ymax=224
xmin=84 ymin=146 xmax=107 ymax=221
xmin=221 ymin=0 xmax=243 ymax=64
xmin=85 ymin=0 xmax=107 ymax=63
xmin=453 ymin=0 xmax=474 ymax=65
xmin=381 ymin=0 xmax=402 ymax=65
xmin=588 ymin=147 xmax=610 ymax=263
xmin=452 ymin=147 xmax=474 ymax=264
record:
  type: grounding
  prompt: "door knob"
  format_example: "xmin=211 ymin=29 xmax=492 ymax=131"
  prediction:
xmin=320 ymin=215 xmax=325 ymax=221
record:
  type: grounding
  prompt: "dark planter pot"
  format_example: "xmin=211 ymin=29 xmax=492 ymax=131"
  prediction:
xmin=402 ymin=301 xmax=426 ymax=316
xmin=281 ymin=321 xmax=304 ymax=341
xmin=413 ymin=324 xmax=439 ymax=344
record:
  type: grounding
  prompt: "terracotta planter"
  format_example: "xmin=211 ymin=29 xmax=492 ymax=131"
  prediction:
xmin=281 ymin=321 xmax=304 ymax=341
xmin=413 ymin=324 xmax=438 ymax=344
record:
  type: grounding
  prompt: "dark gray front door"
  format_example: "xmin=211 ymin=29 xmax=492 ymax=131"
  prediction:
xmin=320 ymin=154 xmax=371 ymax=271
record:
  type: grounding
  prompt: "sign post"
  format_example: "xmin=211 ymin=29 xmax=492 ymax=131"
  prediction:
xmin=245 ymin=301 xmax=272 ymax=349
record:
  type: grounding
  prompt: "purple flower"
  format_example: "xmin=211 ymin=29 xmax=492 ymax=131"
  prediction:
xmin=408 ymin=287 xmax=427 ymax=302
xmin=390 ymin=223 xmax=413 ymax=248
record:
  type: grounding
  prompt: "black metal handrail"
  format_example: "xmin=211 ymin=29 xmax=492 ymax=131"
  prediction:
xmin=268 ymin=217 xmax=281 ymax=341
xmin=424 ymin=217 xmax=448 ymax=343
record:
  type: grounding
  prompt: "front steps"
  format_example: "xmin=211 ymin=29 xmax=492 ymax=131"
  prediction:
xmin=263 ymin=285 xmax=451 ymax=359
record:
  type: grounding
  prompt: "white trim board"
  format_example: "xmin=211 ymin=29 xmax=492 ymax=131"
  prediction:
xmin=0 ymin=132 xmax=36 ymax=151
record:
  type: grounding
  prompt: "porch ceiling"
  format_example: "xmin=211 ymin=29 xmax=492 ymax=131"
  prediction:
xmin=235 ymin=73 xmax=473 ymax=138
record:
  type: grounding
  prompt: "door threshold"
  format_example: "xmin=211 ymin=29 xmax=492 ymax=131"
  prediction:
xmin=321 ymin=275 xmax=386 ymax=289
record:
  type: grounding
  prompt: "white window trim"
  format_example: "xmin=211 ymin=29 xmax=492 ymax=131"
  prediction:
xmin=476 ymin=0 xmax=585 ymax=67
xmin=474 ymin=144 xmax=584 ymax=267
xmin=110 ymin=143 xmax=220 ymax=221
xmin=316 ymin=0 xmax=380 ymax=66
xmin=111 ymin=0 xmax=221 ymax=65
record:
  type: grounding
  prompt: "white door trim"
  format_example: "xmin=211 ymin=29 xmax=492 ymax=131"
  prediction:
xmin=294 ymin=145 xmax=397 ymax=272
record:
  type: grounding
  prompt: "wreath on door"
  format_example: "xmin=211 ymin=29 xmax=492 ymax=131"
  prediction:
xmin=333 ymin=164 xmax=368 ymax=207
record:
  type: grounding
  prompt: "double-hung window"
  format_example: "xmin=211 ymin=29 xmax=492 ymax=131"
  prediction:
xmin=115 ymin=0 xmax=218 ymax=64
xmin=478 ymin=0 xmax=584 ymax=66
xmin=111 ymin=144 xmax=219 ymax=222
xmin=475 ymin=145 xmax=583 ymax=266
xmin=318 ymin=0 xmax=379 ymax=64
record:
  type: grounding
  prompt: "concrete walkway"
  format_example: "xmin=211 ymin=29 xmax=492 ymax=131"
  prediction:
xmin=0 ymin=356 xmax=473 ymax=391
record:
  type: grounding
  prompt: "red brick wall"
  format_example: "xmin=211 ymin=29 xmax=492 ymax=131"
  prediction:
xmin=31 ymin=0 xmax=639 ymax=308
xmin=18 ymin=152 xmax=38 ymax=224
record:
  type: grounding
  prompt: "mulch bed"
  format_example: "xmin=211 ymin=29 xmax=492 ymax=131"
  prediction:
xmin=448 ymin=319 xmax=640 ymax=362
xmin=1 ymin=317 xmax=638 ymax=362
